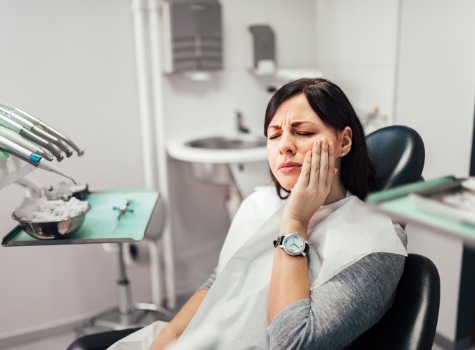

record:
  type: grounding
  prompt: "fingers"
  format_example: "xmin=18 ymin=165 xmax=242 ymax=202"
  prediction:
xmin=295 ymin=150 xmax=312 ymax=189
xmin=325 ymin=140 xmax=335 ymax=186
xmin=311 ymin=140 xmax=321 ymax=180
xmin=296 ymin=137 xmax=336 ymax=190
xmin=318 ymin=139 xmax=329 ymax=185
xmin=308 ymin=138 xmax=335 ymax=188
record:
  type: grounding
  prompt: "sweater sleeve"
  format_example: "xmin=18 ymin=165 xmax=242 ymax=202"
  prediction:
xmin=267 ymin=223 xmax=407 ymax=350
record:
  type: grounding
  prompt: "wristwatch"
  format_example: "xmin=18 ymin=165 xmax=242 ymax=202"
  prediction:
xmin=273 ymin=232 xmax=309 ymax=257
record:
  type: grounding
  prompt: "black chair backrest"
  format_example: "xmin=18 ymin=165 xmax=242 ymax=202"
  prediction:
xmin=366 ymin=125 xmax=425 ymax=192
xmin=355 ymin=126 xmax=440 ymax=348
xmin=351 ymin=254 xmax=441 ymax=350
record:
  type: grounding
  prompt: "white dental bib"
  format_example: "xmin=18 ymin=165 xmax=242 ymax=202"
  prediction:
xmin=109 ymin=187 xmax=407 ymax=350
xmin=176 ymin=186 xmax=407 ymax=349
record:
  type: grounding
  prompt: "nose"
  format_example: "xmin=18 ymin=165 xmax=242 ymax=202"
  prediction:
xmin=277 ymin=133 xmax=296 ymax=154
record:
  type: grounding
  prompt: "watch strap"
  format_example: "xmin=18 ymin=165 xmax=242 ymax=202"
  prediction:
xmin=273 ymin=235 xmax=284 ymax=248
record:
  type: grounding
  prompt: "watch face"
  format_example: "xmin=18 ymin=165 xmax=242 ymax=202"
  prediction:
xmin=282 ymin=233 xmax=305 ymax=256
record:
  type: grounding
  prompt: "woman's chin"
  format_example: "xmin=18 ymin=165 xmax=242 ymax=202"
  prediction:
xmin=273 ymin=174 xmax=298 ymax=192
xmin=279 ymin=181 xmax=297 ymax=191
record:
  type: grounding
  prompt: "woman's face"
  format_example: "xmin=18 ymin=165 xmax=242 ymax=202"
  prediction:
xmin=266 ymin=93 xmax=344 ymax=190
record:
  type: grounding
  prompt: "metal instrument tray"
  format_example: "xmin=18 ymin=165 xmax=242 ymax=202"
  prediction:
xmin=2 ymin=189 xmax=159 ymax=247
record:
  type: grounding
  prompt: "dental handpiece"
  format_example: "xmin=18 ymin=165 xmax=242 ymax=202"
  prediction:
xmin=0 ymin=103 xmax=84 ymax=157
xmin=0 ymin=112 xmax=64 ymax=161
xmin=0 ymin=126 xmax=54 ymax=161
xmin=35 ymin=157 xmax=77 ymax=184
xmin=0 ymin=134 xmax=76 ymax=184
xmin=0 ymin=104 xmax=73 ymax=157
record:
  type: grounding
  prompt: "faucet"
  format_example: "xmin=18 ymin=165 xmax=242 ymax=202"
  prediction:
xmin=236 ymin=111 xmax=250 ymax=134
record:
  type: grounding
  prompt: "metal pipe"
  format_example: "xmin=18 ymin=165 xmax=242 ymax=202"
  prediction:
xmin=147 ymin=0 xmax=177 ymax=309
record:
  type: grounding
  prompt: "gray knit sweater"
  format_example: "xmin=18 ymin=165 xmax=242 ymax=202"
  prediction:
xmin=199 ymin=223 xmax=407 ymax=350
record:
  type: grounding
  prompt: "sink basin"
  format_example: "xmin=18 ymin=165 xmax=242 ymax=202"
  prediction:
xmin=167 ymin=133 xmax=268 ymax=164
xmin=186 ymin=135 xmax=267 ymax=150
xmin=167 ymin=133 xmax=270 ymax=199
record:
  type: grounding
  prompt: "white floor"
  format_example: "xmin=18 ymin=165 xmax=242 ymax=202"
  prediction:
xmin=2 ymin=295 xmax=190 ymax=350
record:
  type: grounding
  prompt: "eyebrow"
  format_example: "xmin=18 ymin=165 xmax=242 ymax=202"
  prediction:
xmin=268 ymin=121 xmax=315 ymax=130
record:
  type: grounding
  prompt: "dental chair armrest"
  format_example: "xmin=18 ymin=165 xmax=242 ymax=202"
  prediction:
xmin=67 ymin=327 xmax=142 ymax=350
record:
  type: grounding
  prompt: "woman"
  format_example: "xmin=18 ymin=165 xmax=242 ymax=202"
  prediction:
xmin=150 ymin=78 xmax=407 ymax=350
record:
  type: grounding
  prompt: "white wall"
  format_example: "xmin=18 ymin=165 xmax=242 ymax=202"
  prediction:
xmin=395 ymin=0 xmax=475 ymax=180
xmin=314 ymin=0 xmax=400 ymax=124
xmin=0 ymin=0 xmax=319 ymax=341
xmin=0 ymin=0 xmax=152 ymax=339
xmin=163 ymin=0 xmax=318 ymax=140
xmin=314 ymin=0 xmax=475 ymax=345
xmin=395 ymin=0 xmax=475 ymax=344
xmin=164 ymin=0 xmax=318 ymax=295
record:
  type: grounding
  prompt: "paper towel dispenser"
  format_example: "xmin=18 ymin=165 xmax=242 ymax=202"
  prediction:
xmin=161 ymin=0 xmax=223 ymax=75
xmin=249 ymin=25 xmax=275 ymax=66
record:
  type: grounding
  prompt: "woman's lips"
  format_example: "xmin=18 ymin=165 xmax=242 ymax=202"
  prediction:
xmin=278 ymin=162 xmax=301 ymax=173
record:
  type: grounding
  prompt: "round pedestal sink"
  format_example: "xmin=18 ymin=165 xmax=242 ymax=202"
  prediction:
xmin=167 ymin=134 xmax=267 ymax=164
xmin=167 ymin=133 xmax=270 ymax=218
xmin=186 ymin=135 xmax=266 ymax=150
xmin=167 ymin=133 xmax=268 ymax=186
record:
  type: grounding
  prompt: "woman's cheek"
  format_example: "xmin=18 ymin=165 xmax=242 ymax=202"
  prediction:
xmin=266 ymin=144 xmax=277 ymax=164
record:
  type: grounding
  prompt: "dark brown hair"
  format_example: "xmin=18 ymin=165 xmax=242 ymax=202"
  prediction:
xmin=264 ymin=78 xmax=374 ymax=199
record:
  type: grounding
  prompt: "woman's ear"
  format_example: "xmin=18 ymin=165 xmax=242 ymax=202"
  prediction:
xmin=340 ymin=127 xmax=352 ymax=156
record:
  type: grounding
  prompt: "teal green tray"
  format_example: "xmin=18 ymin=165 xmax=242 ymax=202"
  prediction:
xmin=2 ymin=189 xmax=159 ymax=247
xmin=366 ymin=176 xmax=475 ymax=249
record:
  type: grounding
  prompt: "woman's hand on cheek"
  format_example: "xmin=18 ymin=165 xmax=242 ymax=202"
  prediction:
xmin=282 ymin=138 xmax=336 ymax=233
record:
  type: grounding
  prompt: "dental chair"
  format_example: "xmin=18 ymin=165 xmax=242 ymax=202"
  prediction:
xmin=68 ymin=124 xmax=435 ymax=350
xmin=350 ymin=125 xmax=440 ymax=349
xmin=366 ymin=124 xmax=425 ymax=191
xmin=351 ymin=253 xmax=440 ymax=350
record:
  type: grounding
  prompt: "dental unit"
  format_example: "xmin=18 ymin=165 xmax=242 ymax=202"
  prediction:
xmin=0 ymin=125 xmax=54 ymax=161
xmin=0 ymin=134 xmax=76 ymax=184
xmin=0 ymin=103 xmax=72 ymax=158
xmin=0 ymin=102 xmax=84 ymax=157
xmin=0 ymin=111 xmax=64 ymax=161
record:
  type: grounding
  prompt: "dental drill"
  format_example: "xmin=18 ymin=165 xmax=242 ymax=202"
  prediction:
xmin=0 ymin=102 xmax=84 ymax=157
xmin=0 ymin=103 xmax=73 ymax=158
xmin=0 ymin=134 xmax=76 ymax=184
xmin=0 ymin=126 xmax=54 ymax=161
xmin=0 ymin=111 xmax=64 ymax=161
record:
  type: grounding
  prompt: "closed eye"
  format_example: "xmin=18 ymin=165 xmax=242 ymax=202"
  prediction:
xmin=297 ymin=131 xmax=315 ymax=136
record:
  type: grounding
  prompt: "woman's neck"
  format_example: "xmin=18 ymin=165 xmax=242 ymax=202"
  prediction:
xmin=324 ymin=178 xmax=346 ymax=205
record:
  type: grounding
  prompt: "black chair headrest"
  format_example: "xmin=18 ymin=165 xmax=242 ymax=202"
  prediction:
xmin=366 ymin=125 xmax=425 ymax=192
